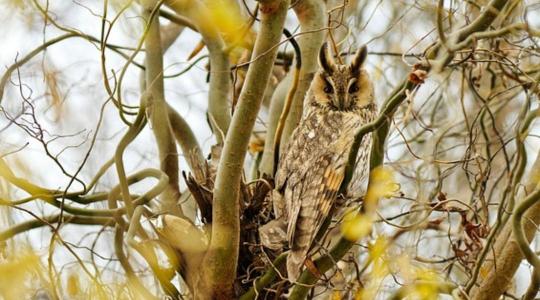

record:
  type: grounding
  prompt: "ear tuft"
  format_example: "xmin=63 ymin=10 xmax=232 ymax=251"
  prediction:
xmin=350 ymin=45 xmax=367 ymax=74
xmin=318 ymin=43 xmax=335 ymax=74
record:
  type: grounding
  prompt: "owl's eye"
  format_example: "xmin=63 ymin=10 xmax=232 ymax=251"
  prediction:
xmin=323 ymin=85 xmax=333 ymax=94
xmin=348 ymin=83 xmax=359 ymax=93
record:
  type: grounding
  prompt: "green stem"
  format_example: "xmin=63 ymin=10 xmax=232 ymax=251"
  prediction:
xmin=0 ymin=214 xmax=115 ymax=242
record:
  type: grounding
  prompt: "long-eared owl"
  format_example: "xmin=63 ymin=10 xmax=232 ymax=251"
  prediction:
xmin=259 ymin=43 xmax=377 ymax=281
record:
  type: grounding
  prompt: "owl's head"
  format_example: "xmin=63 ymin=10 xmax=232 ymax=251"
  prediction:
xmin=309 ymin=44 xmax=374 ymax=112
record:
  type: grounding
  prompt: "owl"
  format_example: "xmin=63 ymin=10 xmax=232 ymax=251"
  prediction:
xmin=259 ymin=43 xmax=377 ymax=282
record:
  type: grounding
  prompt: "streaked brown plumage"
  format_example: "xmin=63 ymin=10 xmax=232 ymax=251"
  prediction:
xmin=259 ymin=44 xmax=377 ymax=282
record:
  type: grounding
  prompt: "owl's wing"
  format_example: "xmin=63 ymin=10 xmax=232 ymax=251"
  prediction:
xmin=286 ymin=152 xmax=347 ymax=281
xmin=272 ymin=112 xmax=359 ymax=281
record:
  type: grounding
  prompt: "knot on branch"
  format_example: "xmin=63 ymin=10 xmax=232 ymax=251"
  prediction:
xmin=408 ymin=64 xmax=428 ymax=85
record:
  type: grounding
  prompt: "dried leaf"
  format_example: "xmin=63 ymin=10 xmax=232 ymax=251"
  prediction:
xmin=304 ymin=258 xmax=322 ymax=278
xmin=44 ymin=63 xmax=64 ymax=121
xmin=408 ymin=68 xmax=428 ymax=84
xmin=248 ymin=137 xmax=265 ymax=154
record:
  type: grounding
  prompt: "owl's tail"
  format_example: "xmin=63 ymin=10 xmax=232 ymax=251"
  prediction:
xmin=287 ymin=249 xmax=307 ymax=282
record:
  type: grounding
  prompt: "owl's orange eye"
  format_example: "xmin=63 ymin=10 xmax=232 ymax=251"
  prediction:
xmin=323 ymin=85 xmax=333 ymax=93
xmin=348 ymin=84 xmax=359 ymax=93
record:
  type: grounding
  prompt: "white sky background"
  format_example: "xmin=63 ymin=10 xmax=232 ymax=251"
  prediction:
xmin=0 ymin=0 xmax=218 ymax=290
xmin=1 ymin=0 xmax=540 ymax=297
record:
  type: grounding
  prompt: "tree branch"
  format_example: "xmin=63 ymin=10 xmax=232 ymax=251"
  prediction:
xmin=280 ymin=0 xmax=327 ymax=148
xmin=165 ymin=0 xmax=231 ymax=144
xmin=142 ymin=0 xmax=182 ymax=216
xmin=197 ymin=0 xmax=289 ymax=297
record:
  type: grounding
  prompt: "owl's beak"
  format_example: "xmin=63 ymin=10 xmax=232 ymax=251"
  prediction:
xmin=335 ymin=96 xmax=348 ymax=111
xmin=337 ymin=98 xmax=346 ymax=110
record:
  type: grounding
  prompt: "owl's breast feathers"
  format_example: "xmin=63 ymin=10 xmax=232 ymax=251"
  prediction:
xmin=271 ymin=109 xmax=374 ymax=281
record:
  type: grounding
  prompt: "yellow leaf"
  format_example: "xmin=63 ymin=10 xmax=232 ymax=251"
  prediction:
xmin=355 ymin=282 xmax=378 ymax=300
xmin=354 ymin=288 xmax=363 ymax=300
xmin=66 ymin=272 xmax=80 ymax=297
xmin=369 ymin=240 xmax=389 ymax=279
xmin=480 ymin=265 xmax=489 ymax=279
xmin=331 ymin=290 xmax=342 ymax=300
xmin=340 ymin=210 xmax=373 ymax=241
xmin=0 ymin=250 xmax=43 ymax=299
xmin=197 ymin=0 xmax=250 ymax=47
xmin=394 ymin=254 xmax=415 ymax=281
xmin=0 ymin=158 xmax=53 ymax=202
xmin=159 ymin=215 xmax=208 ymax=253
xmin=365 ymin=167 xmax=399 ymax=210
xmin=86 ymin=279 xmax=110 ymax=300
xmin=404 ymin=269 xmax=442 ymax=300
xmin=408 ymin=282 xmax=439 ymax=300
xmin=368 ymin=236 xmax=388 ymax=261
